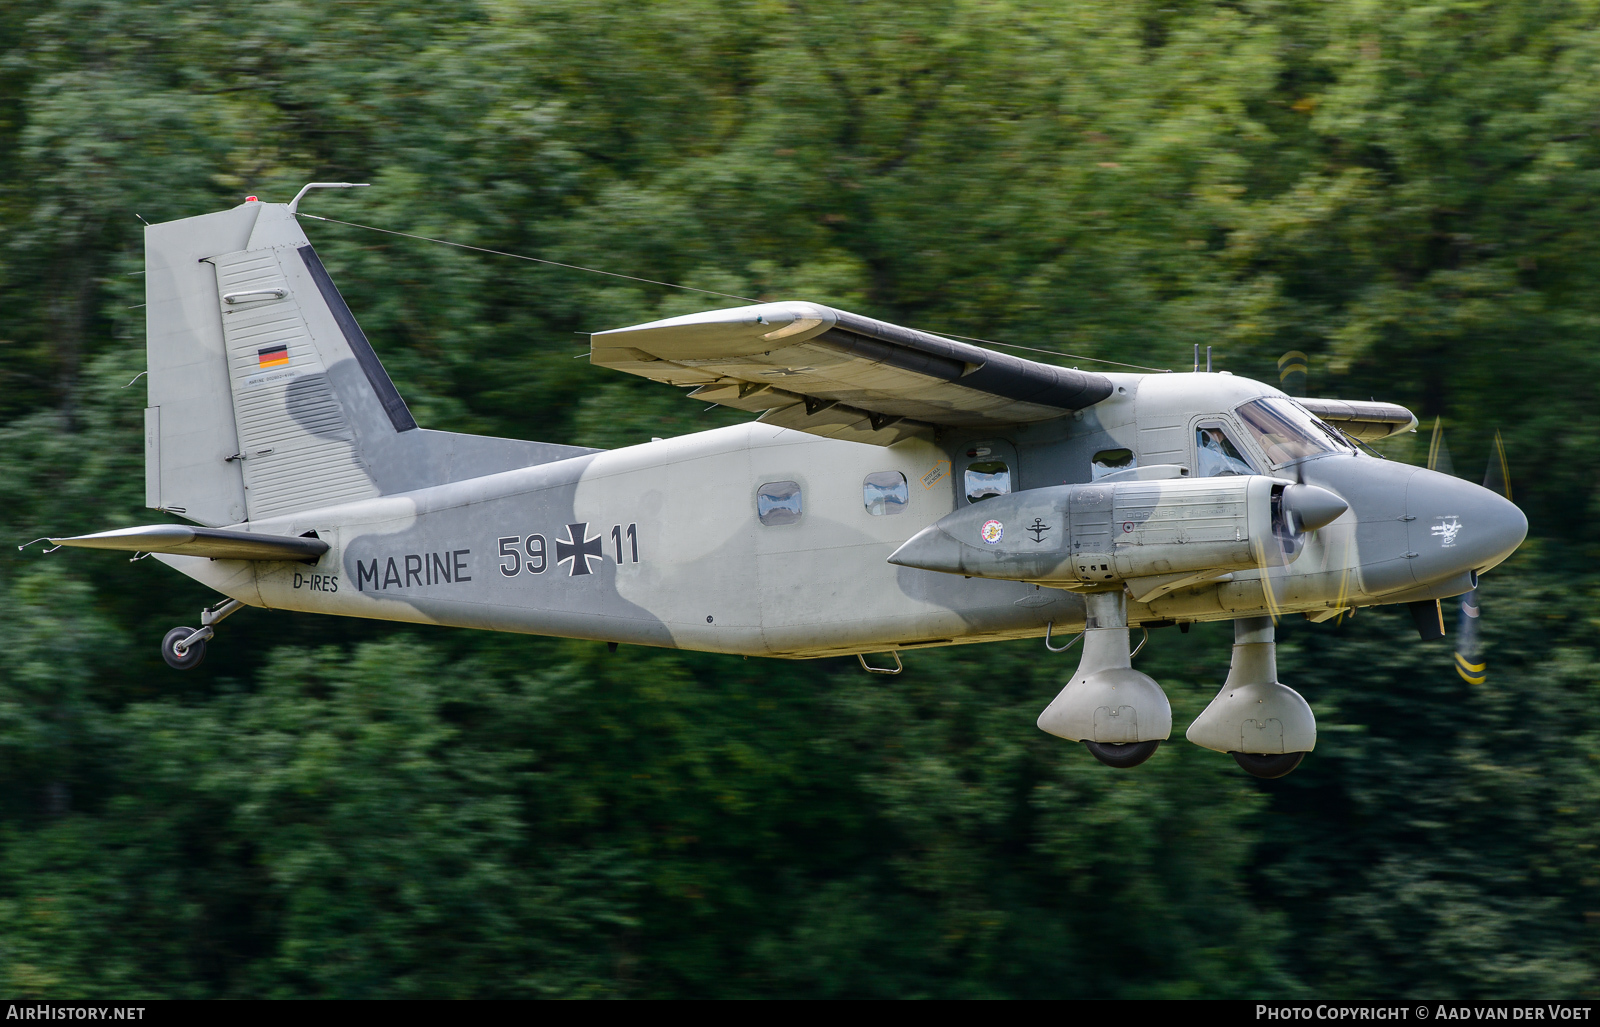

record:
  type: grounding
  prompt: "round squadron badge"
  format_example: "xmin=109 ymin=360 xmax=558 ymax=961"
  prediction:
xmin=981 ymin=520 xmax=1004 ymax=545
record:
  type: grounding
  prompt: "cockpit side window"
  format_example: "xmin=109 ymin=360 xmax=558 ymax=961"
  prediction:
xmin=1196 ymin=423 xmax=1256 ymax=477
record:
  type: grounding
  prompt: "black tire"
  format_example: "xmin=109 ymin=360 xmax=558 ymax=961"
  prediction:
xmin=161 ymin=626 xmax=207 ymax=670
xmin=1231 ymin=751 xmax=1306 ymax=779
xmin=1084 ymin=739 xmax=1161 ymax=769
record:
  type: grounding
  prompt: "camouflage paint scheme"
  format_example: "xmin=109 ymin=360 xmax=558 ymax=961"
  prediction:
xmin=61 ymin=199 xmax=1528 ymax=665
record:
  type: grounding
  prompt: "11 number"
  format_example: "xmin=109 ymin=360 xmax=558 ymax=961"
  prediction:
xmin=611 ymin=523 xmax=638 ymax=564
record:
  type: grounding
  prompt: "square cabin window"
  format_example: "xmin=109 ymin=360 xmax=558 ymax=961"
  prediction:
xmin=863 ymin=471 xmax=909 ymax=516
xmin=1092 ymin=448 xmax=1136 ymax=481
xmin=757 ymin=480 xmax=802 ymax=525
xmin=965 ymin=461 xmax=1011 ymax=503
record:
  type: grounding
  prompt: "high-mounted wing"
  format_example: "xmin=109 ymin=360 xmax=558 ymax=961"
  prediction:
xmin=591 ymin=302 xmax=1114 ymax=445
xmin=1296 ymin=398 xmax=1417 ymax=441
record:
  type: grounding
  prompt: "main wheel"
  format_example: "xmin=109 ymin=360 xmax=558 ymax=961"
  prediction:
xmin=161 ymin=626 xmax=207 ymax=670
xmin=1084 ymin=740 xmax=1161 ymax=769
xmin=1231 ymin=751 xmax=1306 ymax=779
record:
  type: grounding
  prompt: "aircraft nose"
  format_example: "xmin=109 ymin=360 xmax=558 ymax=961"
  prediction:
xmin=1407 ymin=468 xmax=1527 ymax=580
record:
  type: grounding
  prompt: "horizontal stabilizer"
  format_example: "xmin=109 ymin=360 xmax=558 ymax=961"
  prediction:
xmin=49 ymin=524 xmax=329 ymax=562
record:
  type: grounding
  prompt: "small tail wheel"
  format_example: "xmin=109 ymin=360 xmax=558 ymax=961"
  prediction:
xmin=1084 ymin=740 xmax=1161 ymax=769
xmin=1231 ymin=751 xmax=1306 ymax=779
xmin=161 ymin=626 xmax=207 ymax=670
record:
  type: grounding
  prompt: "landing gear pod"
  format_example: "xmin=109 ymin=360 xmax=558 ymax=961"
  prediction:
xmin=1231 ymin=751 xmax=1306 ymax=779
xmin=1186 ymin=616 xmax=1315 ymax=777
xmin=1038 ymin=591 xmax=1172 ymax=767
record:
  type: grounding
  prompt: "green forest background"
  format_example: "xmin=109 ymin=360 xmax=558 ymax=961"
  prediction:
xmin=0 ymin=0 xmax=1597 ymax=998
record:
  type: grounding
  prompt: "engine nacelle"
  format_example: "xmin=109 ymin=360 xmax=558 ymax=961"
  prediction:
xmin=889 ymin=475 xmax=1307 ymax=587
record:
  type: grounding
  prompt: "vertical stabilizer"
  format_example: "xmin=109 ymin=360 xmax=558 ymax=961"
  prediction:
xmin=145 ymin=203 xmax=260 ymax=525
xmin=146 ymin=197 xmax=596 ymax=526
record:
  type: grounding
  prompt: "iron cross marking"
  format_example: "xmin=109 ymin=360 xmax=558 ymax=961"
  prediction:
xmin=556 ymin=522 xmax=605 ymax=576
xmin=1028 ymin=517 xmax=1052 ymax=543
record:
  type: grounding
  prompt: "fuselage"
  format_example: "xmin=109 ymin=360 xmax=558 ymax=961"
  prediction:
xmin=160 ymin=370 xmax=1526 ymax=658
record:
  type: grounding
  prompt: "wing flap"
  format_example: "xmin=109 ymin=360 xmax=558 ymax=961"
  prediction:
xmin=685 ymin=381 xmax=800 ymax=412
xmin=757 ymin=402 xmax=931 ymax=446
xmin=589 ymin=344 xmax=723 ymax=385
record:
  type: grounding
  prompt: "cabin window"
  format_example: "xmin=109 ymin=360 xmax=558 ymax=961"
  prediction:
xmin=1092 ymin=448 xmax=1136 ymax=481
xmin=965 ymin=461 xmax=1011 ymax=503
xmin=1196 ymin=424 xmax=1256 ymax=477
xmin=863 ymin=471 xmax=909 ymax=516
xmin=756 ymin=480 xmax=802 ymax=525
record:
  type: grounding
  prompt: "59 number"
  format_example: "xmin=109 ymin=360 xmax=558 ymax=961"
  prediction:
xmin=497 ymin=534 xmax=547 ymax=576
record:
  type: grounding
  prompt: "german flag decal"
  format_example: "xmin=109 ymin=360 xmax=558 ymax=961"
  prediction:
xmin=257 ymin=344 xmax=290 ymax=369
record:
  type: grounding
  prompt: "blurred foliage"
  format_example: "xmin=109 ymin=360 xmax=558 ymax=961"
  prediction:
xmin=0 ymin=0 xmax=1597 ymax=998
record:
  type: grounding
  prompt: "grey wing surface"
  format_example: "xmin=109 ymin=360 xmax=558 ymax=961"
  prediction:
xmin=590 ymin=302 xmax=1114 ymax=445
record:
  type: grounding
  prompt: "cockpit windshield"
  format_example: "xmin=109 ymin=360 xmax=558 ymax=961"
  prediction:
xmin=1234 ymin=397 xmax=1352 ymax=467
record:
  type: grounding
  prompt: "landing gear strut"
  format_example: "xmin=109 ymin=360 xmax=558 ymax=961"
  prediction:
xmin=1037 ymin=590 xmax=1172 ymax=767
xmin=160 ymin=598 xmax=243 ymax=670
xmin=1187 ymin=616 xmax=1316 ymax=778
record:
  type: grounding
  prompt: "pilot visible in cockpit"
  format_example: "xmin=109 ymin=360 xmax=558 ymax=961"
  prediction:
xmin=1197 ymin=426 xmax=1256 ymax=477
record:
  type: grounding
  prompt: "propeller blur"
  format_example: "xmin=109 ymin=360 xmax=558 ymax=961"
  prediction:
xmin=1447 ymin=429 xmax=1514 ymax=685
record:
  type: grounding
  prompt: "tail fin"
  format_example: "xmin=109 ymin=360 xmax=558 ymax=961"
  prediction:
xmin=145 ymin=198 xmax=590 ymax=526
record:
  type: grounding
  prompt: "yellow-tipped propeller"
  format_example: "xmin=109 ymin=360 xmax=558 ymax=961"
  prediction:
xmin=1429 ymin=421 xmax=1512 ymax=683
